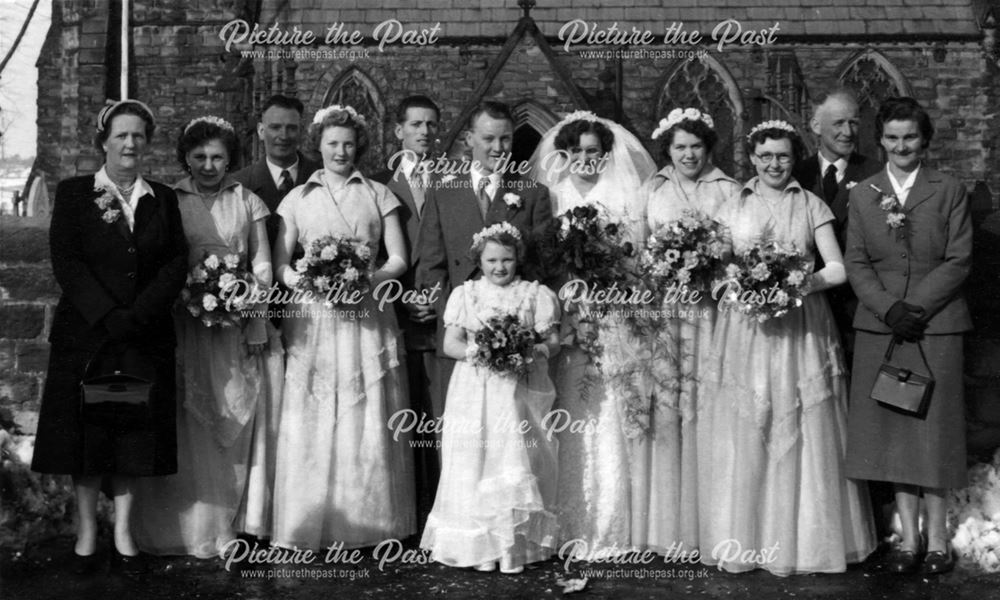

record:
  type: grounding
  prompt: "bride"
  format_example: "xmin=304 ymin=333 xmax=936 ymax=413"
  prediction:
xmin=530 ymin=111 xmax=656 ymax=554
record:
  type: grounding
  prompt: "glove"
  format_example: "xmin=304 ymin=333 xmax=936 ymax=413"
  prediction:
xmin=884 ymin=301 xmax=926 ymax=342
xmin=103 ymin=308 xmax=140 ymax=341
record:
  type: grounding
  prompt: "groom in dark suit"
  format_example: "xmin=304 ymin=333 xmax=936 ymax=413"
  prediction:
xmin=793 ymin=90 xmax=881 ymax=362
xmin=232 ymin=94 xmax=321 ymax=247
xmin=416 ymin=100 xmax=553 ymax=405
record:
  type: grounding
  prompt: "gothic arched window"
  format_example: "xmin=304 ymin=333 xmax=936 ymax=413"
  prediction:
xmin=657 ymin=56 xmax=744 ymax=177
xmin=318 ymin=67 xmax=386 ymax=175
xmin=839 ymin=51 xmax=910 ymax=160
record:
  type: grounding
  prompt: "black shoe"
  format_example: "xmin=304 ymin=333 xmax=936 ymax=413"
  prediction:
xmin=885 ymin=547 xmax=922 ymax=574
xmin=70 ymin=551 xmax=104 ymax=576
xmin=922 ymin=549 xmax=955 ymax=575
xmin=110 ymin=544 xmax=149 ymax=577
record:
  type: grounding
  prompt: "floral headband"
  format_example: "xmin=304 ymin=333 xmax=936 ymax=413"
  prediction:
xmin=96 ymin=99 xmax=155 ymax=132
xmin=651 ymin=107 xmax=715 ymax=140
xmin=183 ymin=115 xmax=235 ymax=134
xmin=557 ymin=110 xmax=601 ymax=129
xmin=746 ymin=120 xmax=797 ymax=140
xmin=471 ymin=222 xmax=522 ymax=252
xmin=312 ymin=104 xmax=367 ymax=127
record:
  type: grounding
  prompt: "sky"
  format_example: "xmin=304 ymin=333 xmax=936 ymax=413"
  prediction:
xmin=0 ymin=1 xmax=52 ymax=162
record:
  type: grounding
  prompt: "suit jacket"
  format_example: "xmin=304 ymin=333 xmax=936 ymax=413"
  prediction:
xmin=232 ymin=153 xmax=321 ymax=246
xmin=48 ymin=174 xmax=188 ymax=352
xmin=793 ymin=152 xmax=882 ymax=247
xmin=845 ymin=166 xmax=972 ymax=334
xmin=416 ymin=171 xmax=553 ymax=353
xmin=373 ymin=165 xmax=435 ymax=349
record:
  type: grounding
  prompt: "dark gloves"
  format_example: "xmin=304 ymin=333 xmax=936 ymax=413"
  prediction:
xmin=103 ymin=308 xmax=141 ymax=342
xmin=884 ymin=301 xmax=926 ymax=342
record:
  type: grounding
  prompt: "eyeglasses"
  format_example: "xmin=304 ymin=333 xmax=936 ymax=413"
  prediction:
xmin=754 ymin=153 xmax=794 ymax=165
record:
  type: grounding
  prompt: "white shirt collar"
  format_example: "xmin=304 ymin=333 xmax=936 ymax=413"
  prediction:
xmin=887 ymin=164 xmax=920 ymax=206
xmin=95 ymin=166 xmax=154 ymax=231
xmin=471 ymin=169 xmax=499 ymax=198
xmin=266 ymin=156 xmax=299 ymax=188
xmin=818 ymin=153 xmax=849 ymax=183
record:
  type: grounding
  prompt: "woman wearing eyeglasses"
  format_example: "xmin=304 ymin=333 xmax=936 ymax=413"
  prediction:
xmin=699 ymin=121 xmax=875 ymax=575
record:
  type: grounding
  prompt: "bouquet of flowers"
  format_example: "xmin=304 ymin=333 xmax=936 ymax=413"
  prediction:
xmin=539 ymin=204 xmax=636 ymax=291
xmin=717 ymin=239 xmax=811 ymax=322
xmin=948 ymin=449 xmax=1000 ymax=572
xmin=180 ymin=252 xmax=255 ymax=327
xmin=293 ymin=235 xmax=373 ymax=306
xmin=642 ymin=210 xmax=729 ymax=295
xmin=467 ymin=313 xmax=539 ymax=377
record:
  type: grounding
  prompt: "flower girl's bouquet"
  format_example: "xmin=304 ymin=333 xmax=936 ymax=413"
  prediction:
xmin=717 ymin=239 xmax=811 ymax=322
xmin=642 ymin=210 xmax=729 ymax=295
xmin=293 ymin=235 xmax=373 ymax=306
xmin=467 ymin=313 xmax=539 ymax=377
xmin=180 ymin=252 xmax=255 ymax=327
xmin=948 ymin=449 xmax=1000 ymax=572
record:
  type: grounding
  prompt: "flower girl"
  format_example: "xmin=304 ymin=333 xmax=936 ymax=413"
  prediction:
xmin=420 ymin=223 xmax=561 ymax=574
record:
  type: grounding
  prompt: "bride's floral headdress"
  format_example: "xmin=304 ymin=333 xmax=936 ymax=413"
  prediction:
xmin=652 ymin=107 xmax=715 ymax=140
xmin=312 ymin=104 xmax=367 ymax=127
xmin=471 ymin=222 xmax=522 ymax=252
xmin=183 ymin=116 xmax=235 ymax=134
xmin=746 ymin=120 xmax=797 ymax=140
xmin=557 ymin=110 xmax=601 ymax=129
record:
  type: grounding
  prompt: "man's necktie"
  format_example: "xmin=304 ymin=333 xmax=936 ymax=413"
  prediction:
xmin=278 ymin=169 xmax=294 ymax=197
xmin=477 ymin=177 xmax=490 ymax=219
xmin=822 ymin=164 xmax=838 ymax=206
xmin=409 ymin=169 xmax=426 ymax=214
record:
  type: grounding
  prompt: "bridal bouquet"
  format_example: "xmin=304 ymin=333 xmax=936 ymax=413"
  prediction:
xmin=180 ymin=252 xmax=255 ymax=327
xmin=540 ymin=204 xmax=636 ymax=292
xmin=642 ymin=210 xmax=729 ymax=295
xmin=467 ymin=313 xmax=539 ymax=377
xmin=949 ymin=449 xmax=1000 ymax=572
xmin=294 ymin=235 xmax=373 ymax=306
xmin=717 ymin=240 xmax=811 ymax=322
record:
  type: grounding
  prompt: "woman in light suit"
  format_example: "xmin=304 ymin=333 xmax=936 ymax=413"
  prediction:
xmin=844 ymin=97 xmax=972 ymax=576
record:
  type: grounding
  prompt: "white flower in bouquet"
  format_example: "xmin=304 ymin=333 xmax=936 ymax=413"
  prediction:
xmin=223 ymin=254 xmax=240 ymax=269
xmin=294 ymin=258 xmax=309 ymax=273
xmin=664 ymin=248 xmax=680 ymax=264
xmin=677 ymin=269 xmax=692 ymax=284
xmin=356 ymin=245 xmax=372 ymax=261
xmin=750 ymin=262 xmax=771 ymax=281
xmin=314 ymin=275 xmax=332 ymax=291
xmin=202 ymin=294 xmax=219 ymax=311
xmin=218 ymin=272 xmax=236 ymax=290
xmin=774 ymin=290 xmax=790 ymax=305
xmin=320 ymin=245 xmax=338 ymax=261
xmin=187 ymin=304 xmax=201 ymax=317
xmin=343 ymin=267 xmax=359 ymax=282
xmin=204 ymin=255 xmax=220 ymax=270
xmin=725 ymin=263 xmax=741 ymax=278
xmin=180 ymin=288 xmax=191 ymax=302
xmin=191 ymin=267 xmax=208 ymax=283
xmin=786 ymin=269 xmax=806 ymax=286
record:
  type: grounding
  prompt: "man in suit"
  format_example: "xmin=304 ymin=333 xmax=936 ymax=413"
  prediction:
xmin=373 ymin=95 xmax=442 ymax=517
xmin=416 ymin=100 xmax=553 ymax=415
xmin=794 ymin=90 xmax=882 ymax=363
xmin=232 ymin=94 xmax=321 ymax=247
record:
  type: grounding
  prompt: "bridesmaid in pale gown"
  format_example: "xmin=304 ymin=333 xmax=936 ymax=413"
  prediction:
xmin=134 ymin=116 xmax=283 ymax=557
xmin=633 ymin=108 xmax=739 ymax=556
xmin=530 ymin=112 xmax=655 ymax=555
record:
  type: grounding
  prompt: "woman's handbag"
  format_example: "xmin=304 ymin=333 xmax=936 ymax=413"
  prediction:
xmin=80 ymin=344 xmax=155 ymax=429
xmin=870 ymin=339 xmax=935 ymax=418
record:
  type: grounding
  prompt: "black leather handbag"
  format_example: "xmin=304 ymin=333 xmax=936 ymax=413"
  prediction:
xmin=80 ymin=345 xmax=154 ymax=429
xmin=870 ymin=339 xmax=934 ymax=418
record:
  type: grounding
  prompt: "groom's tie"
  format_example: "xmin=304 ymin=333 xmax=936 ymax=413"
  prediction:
xmin=822 ymin=164 xmax=838 ymax=206
xmin=278 ymin=169 xmax=294 ymax=198
xmin=476 ymin=177 xmax=490 ymax=219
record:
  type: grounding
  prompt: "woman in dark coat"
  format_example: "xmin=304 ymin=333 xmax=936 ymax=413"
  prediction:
xmin=845 ymin=97 xmax=972 ymax=576
xmin=31 ymin=99 xmax=188 ymax=574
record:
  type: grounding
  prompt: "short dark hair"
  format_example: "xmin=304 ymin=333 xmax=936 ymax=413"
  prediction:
xmin=307 ymin=108 xmax=369 ymax=160
xmin=875 ymin=96 xmax=934 ymax=148
xmin=395 ymin=95 xmax=440 ymax=123
xmin=745 ymin=125 xmax=805 ymax=165
xmin=467 ymin=100 xmax=514 ymax=129
xmin=554 ymin=119 xmax=615 ymax=155
xmin=176 ymin=118 xmax=241 ymax=172
xmin=260 ymin=95 xmax=304 ymax=120
xmin=94 ymin=102 xmax=156 ymax=151
xmin=658 ymin=120 xmax=719 ymax=162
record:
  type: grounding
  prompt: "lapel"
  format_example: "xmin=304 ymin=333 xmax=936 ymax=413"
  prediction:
xmin=132 ymin=190 xmax=159 ymax=239
xmin=486 ymin=175 xmax=520 ymax=223
xmin=903 ymin=167 xmax=938 ymax=213
xmin=387 ymin=166 xmax=419 ymax=218
xmin=251 ymin=160 xmax=280 ymax=208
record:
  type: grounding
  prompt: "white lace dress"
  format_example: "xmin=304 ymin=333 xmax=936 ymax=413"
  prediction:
xmin=699 ymin=179 xmax=875 ymax=574
xmin=548 ymin=175 xmax=647 ymax=555
xmin=420 ymin=278 xmax=561 ymax=569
